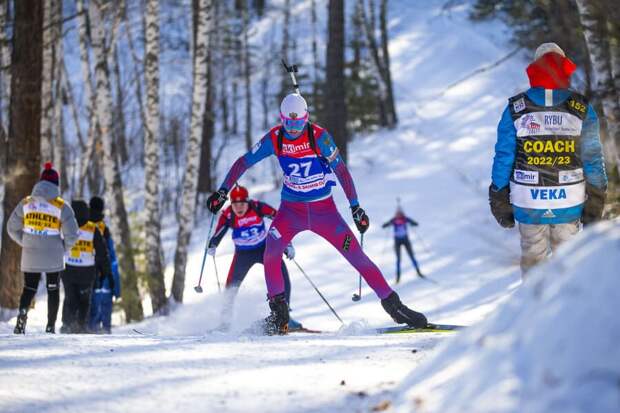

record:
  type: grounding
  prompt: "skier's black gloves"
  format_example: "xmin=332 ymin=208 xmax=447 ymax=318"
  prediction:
xmin=351 ymin=206 xmax=370 ymax=233
xmin=207 ymin=189 xmax=228 ymax=213
xmin=489 ymin=184 xmax=514 ymax=229
xmin=582 ymin=183 xmax=606 ymax=226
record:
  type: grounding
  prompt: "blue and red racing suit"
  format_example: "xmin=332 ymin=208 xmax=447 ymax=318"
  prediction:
xmin=382 ymin=214 xmax=422 ymax=282
xmin=208 ymin=200 xmax=291 ymax=303
xmin=218 ymin=124 xmax=393 ymax=300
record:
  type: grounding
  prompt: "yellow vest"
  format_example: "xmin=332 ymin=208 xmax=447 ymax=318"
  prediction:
xmin=66 ymin=221 xmax=96 ymax=267
xmin=22 ymin=196 xmax=65 ymax=236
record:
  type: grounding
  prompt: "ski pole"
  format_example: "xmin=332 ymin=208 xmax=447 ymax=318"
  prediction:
xmin=195 ymin=213 xmax=216 ymax=293
xmin=281 ymin=60 xmax=301 ymax=94
xmin=351 ymin=233 xmax=364 ymax=302
xmin=292 ymin=258 xmax=344 ymax=325
xmin=212 ymin=255 xmax=221 ymax=292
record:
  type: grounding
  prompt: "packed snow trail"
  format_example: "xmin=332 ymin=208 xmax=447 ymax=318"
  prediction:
xmin=1 ymin=2 xmax=535 ymax=412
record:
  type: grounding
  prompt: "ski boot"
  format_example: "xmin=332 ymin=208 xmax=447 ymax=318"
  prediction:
xmin=13 ymin=309 xmax=28 ymax=334
xmin=45 ymin=325 xmax=55 ymax=334
xmin=264 ymin=293 xmax=289 ymax=335
xmin=381 ymin=291 xmax=427 ymax=328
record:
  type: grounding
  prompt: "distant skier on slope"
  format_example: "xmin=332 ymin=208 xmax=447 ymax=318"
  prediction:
xmin=382 ymin=207 xmax=424 ymax=283
xmin=6 ymin=163 xmax=80 ymax=334
xmin=489 ymin=43 xmax=607 ymax=275
xmin=206 ymin=185 xmax=301 ymax=330
xmin=206 ymin=93 xmax=427 ymax=334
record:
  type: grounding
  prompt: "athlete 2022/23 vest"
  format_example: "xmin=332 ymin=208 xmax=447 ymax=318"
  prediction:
xmin=269 ymin=124 xmax=335 ymax=200
xmin=508 ymin=91 xmax=588 ymax=210
xmin=22 ymin=196 xmax=65 ymax=236
xmin=66 ymin=221 xmax=96 ymax=267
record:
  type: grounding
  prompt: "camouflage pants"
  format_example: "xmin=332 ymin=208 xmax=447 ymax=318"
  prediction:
xmin=518 ymin=220 xmax=580 ymax=275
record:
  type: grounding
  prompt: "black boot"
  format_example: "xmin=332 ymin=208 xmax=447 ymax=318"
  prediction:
xmin=264 ymin=293 xmax=289 ymax=335
xmin=45 ymin=325 xmax=55 ymax=334
xmin=381 ymin=292 xmax=427 ymax=328
xmin=14 ymin=309 xmax=28 ymax=334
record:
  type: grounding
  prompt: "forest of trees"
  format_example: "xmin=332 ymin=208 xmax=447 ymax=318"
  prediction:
xmin=0 ymin=0 xmax=399 ymax=321
xmin=0 ymin=0 xmax=618 ymax=322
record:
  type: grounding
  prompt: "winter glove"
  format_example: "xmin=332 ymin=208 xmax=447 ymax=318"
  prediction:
xmin=489 ymin=184 xmax=515 ymax=229
xmin=351 ymin=205 xmax=370 ymax=234
xmin=207 ymin=247 xmax=217 ymax=256
xmin=582 ymin=183 xmax=606 ymax=226
xmin=284 ymin=244 xmax=295 ymax=260
xmin=206 ymin=189 xmax=228 ymax=214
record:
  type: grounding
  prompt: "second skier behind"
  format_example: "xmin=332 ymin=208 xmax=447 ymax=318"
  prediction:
xmin=206 ymin=185 xmax=300 ymax=330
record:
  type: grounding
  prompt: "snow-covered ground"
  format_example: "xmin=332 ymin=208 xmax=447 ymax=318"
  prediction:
xmin=2 ymin=2 xmax=617 ymax=412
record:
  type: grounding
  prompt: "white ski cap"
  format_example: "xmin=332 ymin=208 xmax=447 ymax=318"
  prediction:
xmin=280 ymin=93 xmax=308 ymax=119
xmin=534 ymin=42 xmax=565 ymax=60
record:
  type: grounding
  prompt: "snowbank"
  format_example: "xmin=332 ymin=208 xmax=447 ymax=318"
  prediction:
xmin=391 ymin=220 xmax=620 ymax=413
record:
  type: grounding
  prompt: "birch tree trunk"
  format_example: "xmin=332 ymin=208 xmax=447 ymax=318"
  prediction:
xmin=90 ymin=0 xmax=144 ymax=322
xmin=325 ymin=0 xmax=348 ymax=161
xmin=143 ymin=0 xmax=167 ymax=314
xmin=0 ymin=0 xmax=11 ymax=243
xmin=40 ymin=0 xmax=56 ymax=163
xmin=171 ymin=0 xmax=212 ymax=303
xmin=53 ymin=0 xmax=67 ymax=195
xmin=242 ymin=2 xmax=252 ymax=151
xmin=0 ymin=0 xmax=43 ymax=318
xmin=0 ymin=0 xmax=10 ymax=137
xmin=576 ymin=0 xmax=619 ymax=177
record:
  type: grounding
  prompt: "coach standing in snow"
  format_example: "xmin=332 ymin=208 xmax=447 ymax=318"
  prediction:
xmin=489 ymin=43 xmax=607 ymax=275
xmin=6 ymin=163 xmax=80 ymax=334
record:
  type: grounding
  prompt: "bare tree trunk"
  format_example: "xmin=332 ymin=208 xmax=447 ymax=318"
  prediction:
xmin=0 ymin=0 xmax=43 ymax=318
xmin=311 ymin=0 xmax=319 ymax=111
xmin=242 ymin=2 xmax=252 ymax=151
xmin=576 ymin=0 xmax=619 ymax=178
xmin=76 ymin=0 xmax=97 ymax=196
xmin=40 ymin=0 xmax=56 ymax=163
xmin=325 ymin=0 xmax=348 ymax=160
xmin=0 ymin=0 xmax=11 ymax=244
xmin=0 ymin=0 xmax=10 ymax=138
xmin=379 ymin=0 xmax=397 ymax=126
xmin=360 ymin=0 xmax=390 ymax=127
xmin=112 ymin=45 xmax=129 ymax=166
xmin=143 ymin=0 xmax=167 ymax=314
xmin=53 ymin=0 xmax=67 ymax=195
xmin=171 ymin=0 xmax=212 ymax=303
xmin=198 ymin=0 xmax=217 ymax=194
xmin=90 ymin=0 xmax=143 ymax=322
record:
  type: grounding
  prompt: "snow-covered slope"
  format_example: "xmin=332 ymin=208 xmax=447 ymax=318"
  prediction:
xmin=388 ymin=221 xmax=620 ymax=413
xmin=3 ymin=2 xmax=615 ymax=413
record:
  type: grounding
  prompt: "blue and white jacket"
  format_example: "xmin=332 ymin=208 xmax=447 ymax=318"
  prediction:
xmin=492 ymin=87 xmax=607 ymax=225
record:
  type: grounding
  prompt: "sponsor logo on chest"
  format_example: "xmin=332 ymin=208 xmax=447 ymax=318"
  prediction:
xmin=515 ymin=111 xmax=582 ymax=137
xmin=237 ymin=215 xmax=260 ymax=227
xmin=530 ymin=188 xmax=567 ymax=200
xmin=281 ymin=140 xmax=314 ymax=156
xmin=514 ymin=169 xmax=539 ymax=184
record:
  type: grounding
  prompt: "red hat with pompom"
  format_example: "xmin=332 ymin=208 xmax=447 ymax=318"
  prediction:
xmin=40 ymin=162 xmax=59 ymax=186
xmin=230 ymin=185 xmax=249 ymax=203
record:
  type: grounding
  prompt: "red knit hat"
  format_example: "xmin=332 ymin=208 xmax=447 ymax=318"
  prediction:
xmin=230 ymin=185 xmax=249 ymax=203
xmin=40 ymin=162 xmax=59 ymax=186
